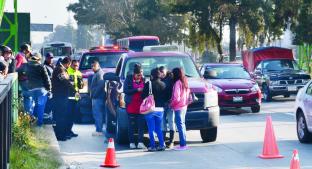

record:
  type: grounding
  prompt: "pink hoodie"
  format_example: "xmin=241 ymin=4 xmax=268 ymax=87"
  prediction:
xmin=170 ymin=80 xmax=190 ymax=111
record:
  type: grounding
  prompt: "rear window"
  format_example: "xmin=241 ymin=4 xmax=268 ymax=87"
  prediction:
xmin=79 ymin=52 xmax=124 ymax=70
xmin=129 ymin=40 xmax=160 ymax=52
xmin=204 ymin=65 xmax=251 ymax=79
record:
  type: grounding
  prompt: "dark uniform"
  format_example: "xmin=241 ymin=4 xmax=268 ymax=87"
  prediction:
xmin=51 ymin=63 xmax=75 ymax=140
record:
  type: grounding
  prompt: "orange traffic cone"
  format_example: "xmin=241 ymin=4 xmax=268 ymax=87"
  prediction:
xmin=290 ymin=149 xmax=300 ymax=169
xmin=100 ymin=138 xmax=120 ymax=168
xmin=258 ymin=116 xmax=284 ymax=159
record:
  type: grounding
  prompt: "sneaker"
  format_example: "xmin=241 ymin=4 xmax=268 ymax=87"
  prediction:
xmin=148 ymin=147 xmax=157 ymax=152
xmin=92 ymin=132 xmax=103 ymax=136
xmin=167 ymin=143 xmax=174 ymax=149
xmin=157 ymin=146 xmax=166 ymax=151
xmin=129 ymin=143 xmax=136 ymax=149
xmin=137 ymin=142 xmax=146 ymax=149
xmin=174 ymin=146 xmax=189 ymax=151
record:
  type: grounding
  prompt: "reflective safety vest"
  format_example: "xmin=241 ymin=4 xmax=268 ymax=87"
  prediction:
xmin=67 ymin=67 xmax=83 ymax=100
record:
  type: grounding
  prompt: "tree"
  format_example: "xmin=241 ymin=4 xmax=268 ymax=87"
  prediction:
xmin=68 ymin=0 xmax=185 ymax=44
xmin=45 ymin=23 xmax=76 ymax=45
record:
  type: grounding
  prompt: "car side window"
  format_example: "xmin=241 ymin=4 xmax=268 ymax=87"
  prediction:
xmin=306 ymin=82 xmax=312 ymax=95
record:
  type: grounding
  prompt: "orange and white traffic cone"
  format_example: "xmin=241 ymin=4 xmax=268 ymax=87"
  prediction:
xmin=100 ymin=138 xmax=120 ymax=168
xmin=290 ymin=149 xmax=300 ymax=169
xmin=258 ymin=116 xmax=284 ymax=159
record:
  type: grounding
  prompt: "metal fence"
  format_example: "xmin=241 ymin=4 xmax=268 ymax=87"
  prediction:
xmin=0 ymin=73 xmax=18 ymax=169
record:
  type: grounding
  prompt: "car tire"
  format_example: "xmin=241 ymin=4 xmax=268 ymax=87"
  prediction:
xmin=200 ymin=127 xmax=217 ymax=143
xmin=262 ymin=84 xmax=272 ymax=102
xmin=283 ymin=94 xmax=290 ymax=98
xmin=105 ymin=105 xmax=115 ymax=134
xmin=297 ymin=111 xmax=312 ymax=143
xmin=251 ymin=105 xmax=260 ymax=113
xmin=115 ymin=108 xmax=129 ymax=144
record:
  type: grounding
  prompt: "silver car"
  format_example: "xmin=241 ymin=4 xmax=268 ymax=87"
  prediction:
xmin=295 ymin=79 xmax=312 ymax=143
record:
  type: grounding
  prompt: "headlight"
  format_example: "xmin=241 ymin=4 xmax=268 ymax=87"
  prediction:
xmin=302 ymin=79 xmax=310 ymax=85
xmin=213 ymin=85 xmax=223 ymax=93
xmin=269 ymin=80 xmax=279 ymax=86
xmin=251 ymin=84 xmax=260 ymax=92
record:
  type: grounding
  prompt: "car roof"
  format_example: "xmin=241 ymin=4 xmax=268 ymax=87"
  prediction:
xmin=203 ymin=63 xmax=243 ymax=67
xmin=127 ymin=36 xmax=159 ymax=40
xmin=124 ymin=51 xmax=189 ymax=58
xmin=83 ymin=50 xmax=128 ymax=55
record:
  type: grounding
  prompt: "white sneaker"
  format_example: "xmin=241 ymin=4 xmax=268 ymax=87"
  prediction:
xmin=129 ymin=143 xmax=136 ymax=149
xmin=137 ymin=142 xmax=146 ymax=149
xmin=92 ymin=132 xmax=103 ymax=136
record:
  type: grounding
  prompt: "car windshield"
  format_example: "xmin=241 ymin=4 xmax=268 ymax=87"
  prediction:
xmin=122 ymin=56 xmax=200 ymax=79
xmin=129 ymin=40 xmax=160 ymax=52
xmin=43 ymin=47 xmax=72 ymax=56
xmin=79 ymin=52 xmax=124 ymax=70
xmin=204 ymin=65 xmax=251 ymax=79
xmin=263 ymin=59 xmax=299 ymax=71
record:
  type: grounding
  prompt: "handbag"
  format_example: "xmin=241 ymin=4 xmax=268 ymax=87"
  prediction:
xmin=140 ymin=81 xmax=155 ymax=114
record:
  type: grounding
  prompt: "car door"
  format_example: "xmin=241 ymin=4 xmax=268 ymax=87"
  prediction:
xmin=304 ymin=82 xmax=312 ymax=129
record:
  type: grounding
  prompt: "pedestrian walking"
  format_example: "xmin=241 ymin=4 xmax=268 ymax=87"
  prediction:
xmin=90 ymin=60 xmax=105 ymax=136
xmin=159 ymin=66 xmax=175 ymax=149
xmin=0 ymin=46 xmax=16 ymax=73
xmin=124 ymin=63 xmax=146 ymax=149
xmin=67 ymin=60 xmax=83 ymax=138
xmin=51 ymin=57 xmax=75 ymax=141
xmin=142 ymin=68 xmax=166 ymax=151
xmin=16 ymin=52 xmax=51 ymax=126
xmin=170 ymin=67 xmax=191 ymax=150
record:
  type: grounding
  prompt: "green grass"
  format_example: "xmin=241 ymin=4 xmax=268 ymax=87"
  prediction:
xmin=10 ymin=113 xmax=61 ymax=169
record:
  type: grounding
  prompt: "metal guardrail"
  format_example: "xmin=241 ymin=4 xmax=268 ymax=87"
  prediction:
xmin=0 ymin=73 xmax=18 ymax=169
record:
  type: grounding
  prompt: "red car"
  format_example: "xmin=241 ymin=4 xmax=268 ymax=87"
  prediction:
xmin=201 ymin=63 xmax=262 ymax=113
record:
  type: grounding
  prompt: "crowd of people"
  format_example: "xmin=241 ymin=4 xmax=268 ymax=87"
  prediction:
xmin=124 ymin=64 xmax=191 ymax=151
xmin=0 ymin=44 xmax=106 ymax=142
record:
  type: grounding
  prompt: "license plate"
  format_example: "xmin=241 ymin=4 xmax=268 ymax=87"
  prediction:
xmin=288 ymin=86 xmax=297 ymax=92
xmin=233 ymin=96 xmax=243 ymax=102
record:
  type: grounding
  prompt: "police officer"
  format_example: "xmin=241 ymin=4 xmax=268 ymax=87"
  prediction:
xmin=51 ymin=57 xmax=75 ymax=141
xmin=67 ymin=60 xmax=84 ymax=138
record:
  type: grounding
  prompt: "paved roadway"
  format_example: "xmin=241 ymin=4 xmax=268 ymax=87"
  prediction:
xmin=59 ymin=96 xmax=312 ymax=169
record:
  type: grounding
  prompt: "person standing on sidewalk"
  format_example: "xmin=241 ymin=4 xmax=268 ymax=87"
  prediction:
xmin=159 ymin=66 xmax=175 ymax=149
xmin=43 ymin=52 xmax=55 ymax=124
xmin=51 ymin=57 xmax=75 ymax=141
xmin=15 ymin=43 xmax=31 ymax=69
xmin=170 ymin=67 xmax=190 ymax=150
xmin=90 ymin=60 xmax=105 ymax=136
xmin=142 ymin=68 xmax=166 ymax=151
xmin=67 ymin=60 xmax=83 ymax=138
xmin=124 ymin=63 xmax=146 ymax=149
xmin=16 ymin=52 xmax=51 ymax=126
xmin=1 ymin=46 xmax=16 ymax=73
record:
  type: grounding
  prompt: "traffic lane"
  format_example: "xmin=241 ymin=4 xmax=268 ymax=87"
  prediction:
xmin=220 ymin=95 xmax=295 ymax=115
xmin=114 ymin=112 xmax=312 ymax=169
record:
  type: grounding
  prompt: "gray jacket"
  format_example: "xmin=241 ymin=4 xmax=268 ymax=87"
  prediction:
xmin=90 ymin=68 xmax=105 ymax=99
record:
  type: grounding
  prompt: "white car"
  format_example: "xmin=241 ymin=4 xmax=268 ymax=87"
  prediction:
xmin=295 ymin=79 xmax=312 ymax=143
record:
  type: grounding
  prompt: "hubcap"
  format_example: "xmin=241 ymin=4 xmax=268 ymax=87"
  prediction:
xmin=298 ymin=116 xmax=306 ymax=139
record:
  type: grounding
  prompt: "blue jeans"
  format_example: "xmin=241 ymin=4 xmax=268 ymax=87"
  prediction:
xmin=23 ymin=88 xmax=48 ymax=126
xmin=92 ymin=98 xmax=105 ymax=132
xmin=175 ymin=107 xmax=187 ymax=147
xmin=162 ymin=106 xmax=175 ymax=132
xmin=145 ymin=111 xmax=165 ymax=148
xmin=128 ymin=114 xmax=145 ymax=143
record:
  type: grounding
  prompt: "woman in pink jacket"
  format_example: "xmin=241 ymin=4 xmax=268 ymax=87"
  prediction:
xmin=170 ymin=68 xmax=190 ymax=150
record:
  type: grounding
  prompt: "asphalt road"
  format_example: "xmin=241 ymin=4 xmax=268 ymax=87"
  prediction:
xmin=59 ymin=96 xmax=312 ymax=169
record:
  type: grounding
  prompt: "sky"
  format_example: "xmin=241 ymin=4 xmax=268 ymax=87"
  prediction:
xmin=4 ymin=0 xmax=78 ymax=44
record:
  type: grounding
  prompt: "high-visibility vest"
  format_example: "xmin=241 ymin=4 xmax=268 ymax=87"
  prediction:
xmin=67 ymin=67 xmax=83 ymax=93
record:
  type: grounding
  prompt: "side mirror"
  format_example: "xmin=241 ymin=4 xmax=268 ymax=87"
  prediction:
xmin=104 ymin=72 xmax=120 ymax=82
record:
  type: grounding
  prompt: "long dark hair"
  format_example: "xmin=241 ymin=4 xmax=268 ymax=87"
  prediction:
xmin=172 ymin=67 xmax=188 ymax=89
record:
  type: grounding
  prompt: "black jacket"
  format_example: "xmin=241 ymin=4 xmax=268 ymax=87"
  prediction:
xmin=17 ymin=61 xmax=51 ymax=91
xmin=124 ymin=74 xmax=145 ymax=105
xmin=51 ymin=64 xmax=75 ymax=97
xmin=44 ymin=61 xmax=54 ymax=78
xmin=142 ymin=78 xmax=167 ymax=107
xmin=162 ymin=75 xmax=174 ymax=104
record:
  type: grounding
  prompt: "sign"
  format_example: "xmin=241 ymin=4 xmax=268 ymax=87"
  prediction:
xmin=31 ymin=23 xmax=53 ymax=32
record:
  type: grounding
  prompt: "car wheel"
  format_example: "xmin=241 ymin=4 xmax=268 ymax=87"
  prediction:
xmin=105 ymin=105 xmax=115 ymax=134
xmin=283 ymin=94 xmax=290 ymax=98
xmin=297 ymin=112 xmax=312 ymax=143
xmin=251 ymin=105 xmax=260 ymax=113
xmin=200 ymin=127 xmax=217 ymax=143
xmin=115 ymin=108 xmax=129 ymax=144
xmin=262 ymin=84 xmax=272 ymax=102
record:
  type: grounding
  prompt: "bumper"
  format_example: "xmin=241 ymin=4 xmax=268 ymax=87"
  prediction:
xmin=218 ymin=92 xmax=261 ymax=107
xmin=185 ymin=106 xmax=220 ymax=130
xmin=269 ymin=85 xmax=305 ymax=96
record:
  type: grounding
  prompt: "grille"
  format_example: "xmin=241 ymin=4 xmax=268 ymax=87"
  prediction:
xmin=224 ymin=89 xmax=250 ymax=95
xmin=278 ymin=80 xmax=304 ymax=85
